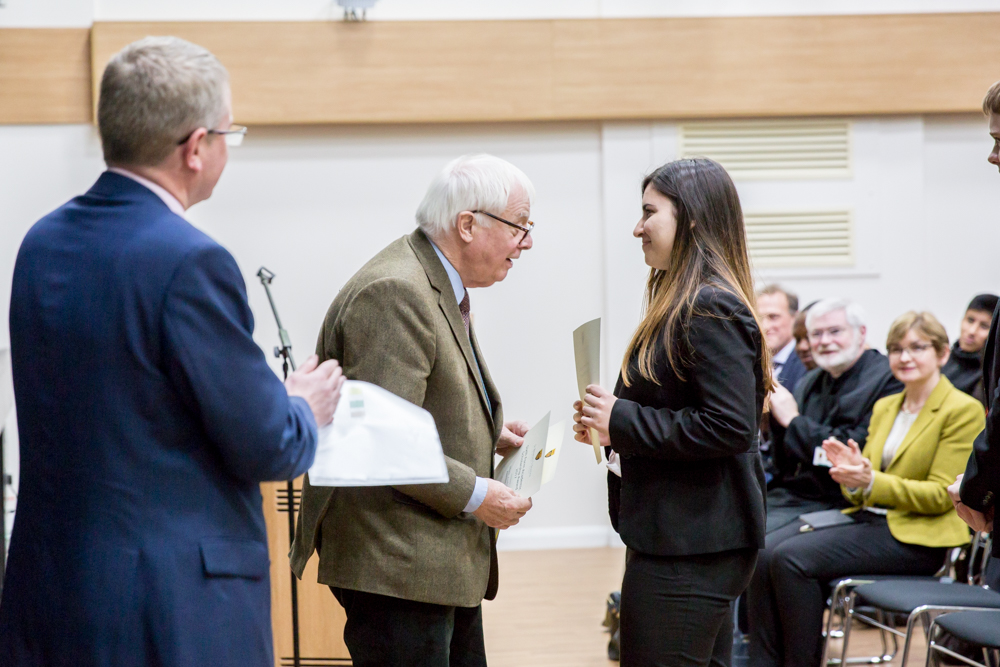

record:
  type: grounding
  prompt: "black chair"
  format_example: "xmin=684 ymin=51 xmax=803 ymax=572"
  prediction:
xmin=926 ymin=610 xmax=1000 ymax=667
xmin=830 ymin=533 xmax=997 ymax=666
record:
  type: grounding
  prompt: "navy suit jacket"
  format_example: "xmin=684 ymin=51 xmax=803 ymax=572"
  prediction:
xmin=776 ymin=349 xmax=807 ymax=392
xmin=0 ymin=172 xmax=318 ymax=666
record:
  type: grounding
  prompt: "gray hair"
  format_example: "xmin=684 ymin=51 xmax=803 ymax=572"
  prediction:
xmin=98 ymin=36 xmax=230 ymax=167
xmin=806 ymin=297 xmax=866 ymax=332
xmin=415 ymin=154 xmax=535 ymax=239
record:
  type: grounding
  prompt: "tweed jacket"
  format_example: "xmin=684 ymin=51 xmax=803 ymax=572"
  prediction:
xmin=844 ymin=376 xmax=984 ymax=548
xmin=290 ymin=229 xmax=503 ymax=607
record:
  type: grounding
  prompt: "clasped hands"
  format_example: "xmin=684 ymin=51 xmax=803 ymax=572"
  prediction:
xmin=822 ymin=437 xmax=873 ymax=489
xmin=474 ymin=420 xmax=533 ymax=530
xmin=947 ymin=474 xmax=994 ymax=533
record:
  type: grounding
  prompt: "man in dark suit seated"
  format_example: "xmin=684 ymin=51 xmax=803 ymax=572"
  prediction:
xmin=943 ymin=293 xmax=998 ymax=408
xmin=757 ymin=285 xmax=808 ymax=483
xmin=765 ymin=297 xmax=903 ymax=532
xmin=0 ymin=37 xmax=345 ymax=667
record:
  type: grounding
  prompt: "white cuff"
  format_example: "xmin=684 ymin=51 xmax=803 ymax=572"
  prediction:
xmin=464 ymin=476 xmax=489 ymax=513
xmin=606 ymin=450 xmax=622 ymax=478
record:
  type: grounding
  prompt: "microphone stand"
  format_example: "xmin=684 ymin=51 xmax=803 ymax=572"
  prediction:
xmin=256 ymin=267 xmax=301 ymax=667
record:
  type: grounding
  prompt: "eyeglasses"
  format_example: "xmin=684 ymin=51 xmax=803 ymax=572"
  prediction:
xmin=887 ymin=343 xmax=935 ymax=357
xmin=177 ymin=124 xmax=248 ymax=147
xmin=470 ymin=210 xmax=534 ymax=242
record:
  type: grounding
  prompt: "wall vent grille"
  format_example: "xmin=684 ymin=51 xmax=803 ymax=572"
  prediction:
xmin=679 ymin=120 xmax=851 ymax=179
xmin=745 ymin=210 xmax=853 ymax=268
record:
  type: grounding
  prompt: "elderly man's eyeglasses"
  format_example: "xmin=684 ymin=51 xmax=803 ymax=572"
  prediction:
xmin=177 ymin=124 xmax=248 ymax=147
xmin=471 ymin=210 xmax=534 ymax=242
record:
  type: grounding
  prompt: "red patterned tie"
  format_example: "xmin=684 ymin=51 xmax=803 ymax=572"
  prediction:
xmin=459 ymin=291 xmax=471 ymax=335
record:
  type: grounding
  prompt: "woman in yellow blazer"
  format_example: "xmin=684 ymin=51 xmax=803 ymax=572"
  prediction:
xmin=747 ymin=311 xmax=983 ymax=667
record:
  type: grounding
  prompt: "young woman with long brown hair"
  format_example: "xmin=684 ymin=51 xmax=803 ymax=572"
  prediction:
xmin=573 ymin=158 xmax=773 ymax=667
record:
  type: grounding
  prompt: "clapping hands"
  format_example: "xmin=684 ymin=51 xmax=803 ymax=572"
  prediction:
xmin=823 ymin=437 xmax=873 ymax=488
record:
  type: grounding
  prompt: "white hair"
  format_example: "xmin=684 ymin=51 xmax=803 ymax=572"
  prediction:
xmin=98 ymin=36 xmax=230 ymax=167
xmin=415 ymin=154 xmax=535 ymax=238
xmin=806 ymin=298 xmax=866 ymax=332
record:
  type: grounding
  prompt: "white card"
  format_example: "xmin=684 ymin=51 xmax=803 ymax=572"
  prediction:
xmin=813 ymin=446 xmax=832 ymax=468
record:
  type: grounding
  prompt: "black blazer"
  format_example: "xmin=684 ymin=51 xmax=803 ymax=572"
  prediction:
xmin=961 ymin=302 xmax=1000 ymax=555
xmin=607 ymin=286 xmax=767 ymax=556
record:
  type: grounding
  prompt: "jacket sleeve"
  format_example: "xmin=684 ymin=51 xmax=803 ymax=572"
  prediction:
xmin=870 ymin=400 xmax=984 ymax=515
xmin=782 ymin=373 xmax=902 ymax=467
xmin=332 ymin=278 xmax=477 ymax=519
xmin=960 ymin=387 xmax=1000 ymax=513
xmin=608 ymin=291 xmax=760 ymax=461
xmin=162 ymin=244 xmax=318 ymax=483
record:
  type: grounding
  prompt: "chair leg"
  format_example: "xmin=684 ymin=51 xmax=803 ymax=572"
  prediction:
xmin=822 ymin=597 xmax=839 ymax=665
xmin=839 ymin=593 xmax=857 ymax=666
xmin=900 ymin=608 xmax=928 ymax=667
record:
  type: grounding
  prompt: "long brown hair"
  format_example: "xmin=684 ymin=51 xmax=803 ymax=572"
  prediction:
xmin=621 ymin=158 xmax=775 ymax=393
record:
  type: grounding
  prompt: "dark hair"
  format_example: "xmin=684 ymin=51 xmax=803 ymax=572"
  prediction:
xmin=758 ymin=284 xmax=799 ymax=314
xmin=968 ymin=293 xmax=999 ymax=315
xmin=622 ymin=158 xmax=774 ymax=394
xmin=984 ymin=81 xmax=1000 ymax=115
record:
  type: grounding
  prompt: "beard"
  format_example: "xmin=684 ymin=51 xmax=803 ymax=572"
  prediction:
xmin=814 ymin=336 xmax=864 ymax=376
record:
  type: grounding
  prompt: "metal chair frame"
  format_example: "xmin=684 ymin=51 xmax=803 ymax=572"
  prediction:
xmin=924 ymin=610 xmax=1000 ymax=667
xmin=835 ymin=534 xmax=995 ymax=667
xmin=821 ymin=578 xmax=898 ymax=665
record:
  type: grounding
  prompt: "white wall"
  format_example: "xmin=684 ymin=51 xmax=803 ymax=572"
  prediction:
xmin=6 ymin=0 xmax=1000 ymax=27
xmin=2 ymin=114 xmax=998 ymax=550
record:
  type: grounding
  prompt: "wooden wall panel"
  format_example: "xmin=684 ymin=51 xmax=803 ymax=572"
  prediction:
xmin=5 ymin=14 xmax=1000 ymax=125
xmin=0 ymin=29 xmax=91 ymax=124
xmin=89 ymin=15 xmax=1000 ymax=125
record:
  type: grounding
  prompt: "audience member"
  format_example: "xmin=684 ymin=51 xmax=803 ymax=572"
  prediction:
xmin=942 ymin=293 xmax=998 ymax=408
xmin=758 ymin=285 xmax=808 ymax=391
xmin=748 ymin=311 xmax=981 ymax=667
xmin=765 ymin=298 xmax=903 ymax=531
xmin=794 ymin=303 xmax=819 ymax=371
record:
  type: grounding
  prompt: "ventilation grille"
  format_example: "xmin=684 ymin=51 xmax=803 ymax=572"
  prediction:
xmin=276 ymin=486 xmax=301 ymax=514
xmin=679 ymin=120 xmax=851 ymax=179
xmin=745 ymin=211 xmax=853 ymax=268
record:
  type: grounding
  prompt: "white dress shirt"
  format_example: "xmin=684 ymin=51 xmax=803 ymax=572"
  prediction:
xmin=429 ymin=241 xmax=490 ymax=514
xmin=107 ymin=168 xmax=186 ymax=217
xmin=773 ymin=338 xmax=796 ymax=378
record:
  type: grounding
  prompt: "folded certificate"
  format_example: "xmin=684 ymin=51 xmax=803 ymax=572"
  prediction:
xmin=573 ymin=318 xmax=602 ymax=463
xmin=308 ymin=380 xmax=449 ymax=487
xmin=494 ymin=412 xmax=565 ymax=498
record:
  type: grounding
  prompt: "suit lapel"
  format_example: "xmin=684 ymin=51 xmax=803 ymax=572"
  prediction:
xmin=986 ymin=303 xmax=1000 ymax=404
xmin=867 ymin=393 xmax=902 ymax=470
xmin=887 ymin=377 xmax=951 ymax=469
xmin=470 ymin=326 xmax=502 ymax=439
xmin=407 ymin=230 xmax=494 ymax=424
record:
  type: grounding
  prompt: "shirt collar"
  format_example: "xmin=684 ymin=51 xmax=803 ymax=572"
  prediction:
xmin=428 ymin=239 xmax=466 ymax=305
xmin=773 ymin=338 xmax=796 ymax=365
xmin=108 ymin=168 xmax=186 ymax=218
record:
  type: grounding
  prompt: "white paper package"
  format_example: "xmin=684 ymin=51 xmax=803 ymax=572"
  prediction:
xmin=308 ymin=380 xmax=449 ymax=487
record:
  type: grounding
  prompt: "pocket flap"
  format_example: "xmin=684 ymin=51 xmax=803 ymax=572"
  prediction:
xmin=200 ymin=538 xmax=270 ymax=579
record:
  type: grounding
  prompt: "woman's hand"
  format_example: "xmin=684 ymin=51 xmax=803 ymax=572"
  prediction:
xmin=822 ymin=437 xmax=864 ymax=468
xmin=830 ymin=456 xmax=873 ymax=489
xmin=574 ymin=384 xmax=615 ymax=449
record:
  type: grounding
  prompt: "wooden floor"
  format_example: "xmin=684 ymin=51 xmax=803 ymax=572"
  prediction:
xmin=482 ymin=547 xmax=929 ymax=667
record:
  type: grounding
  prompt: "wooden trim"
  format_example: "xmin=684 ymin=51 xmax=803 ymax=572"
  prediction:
xmin=6 ymin=14 xmax=1000 ymax=125
xmin=0 ymin=29 xmax=92 ymax=124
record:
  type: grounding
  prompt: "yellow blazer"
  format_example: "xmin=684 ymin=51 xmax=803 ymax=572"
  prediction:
xmin=843 ymin=375 xmax=984 ymax=548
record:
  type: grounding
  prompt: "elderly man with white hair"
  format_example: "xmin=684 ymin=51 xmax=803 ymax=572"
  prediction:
xmin=292 ymin=154 xmax=535 ymax=667
xmin=763 ymin=298 xmax=903 ymax=532
xmin=0 ymin=37 xmax=345 ymax=666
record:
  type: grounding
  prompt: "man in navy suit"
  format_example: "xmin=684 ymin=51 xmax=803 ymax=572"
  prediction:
xmin=0 ymin=36 xmax=345 ymax=666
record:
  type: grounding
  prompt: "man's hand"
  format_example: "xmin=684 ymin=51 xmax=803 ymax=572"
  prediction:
xmin=497 ymin=420 xmax=530 ymax=458
xmin=473 ymin=479 xmax=532 ymax=529
xmin=950 ymin=473 xmax=996 ymax=532
xmin=769 ymin=383 xmax=800 ymax=427
xmin=284 ymin=354 xmax=345 ymax=427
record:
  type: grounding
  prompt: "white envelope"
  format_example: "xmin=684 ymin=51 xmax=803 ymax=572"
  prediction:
xmin=308 ymin=380 xmax=449 ymax=487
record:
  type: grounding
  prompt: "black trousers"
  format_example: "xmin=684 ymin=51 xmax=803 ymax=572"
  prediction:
xmin=746 ymin=512 xmax=945 ymax=667
xmin=331 ymin=587 xmax=487 ymax=667
xmin=621 ymin=547 xmax=758 ymax=667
